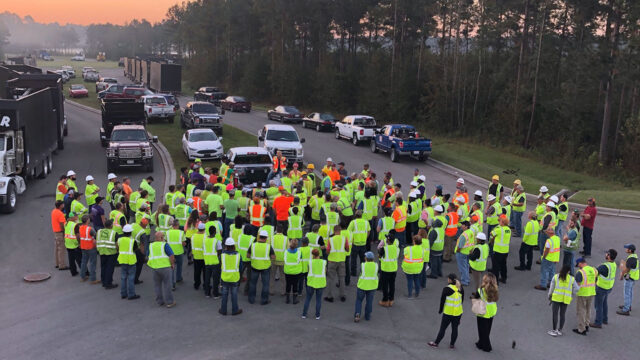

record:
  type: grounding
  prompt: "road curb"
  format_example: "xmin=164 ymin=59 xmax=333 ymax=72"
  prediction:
xmin=65 ymin=100 xmax=176 ymax=193
xmin=427 ymin=158 xmax=640 ymax=219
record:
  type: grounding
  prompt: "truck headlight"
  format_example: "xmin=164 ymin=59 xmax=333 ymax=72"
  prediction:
xmin=0 ymin=181 xmax=6 ymax=189
xmin=298 ymin=149 xmax=304 ymax=157
xmin=106 ymin=149 xmax=116 ymax=157
xmin=143 ymin=147 xmax=153 ymax=157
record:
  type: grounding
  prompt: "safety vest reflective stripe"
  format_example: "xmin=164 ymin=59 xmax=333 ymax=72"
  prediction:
xmin=403 ymin=247 xmax=423 ymax=263
xmin=359 ymin=263 xmax=379 ymax=280
xmin=96 ymin=230 xmax=116 ymax=248
xmin=167 ymin=231 xmax=184 ymax=245
xmin=309 ymin=263 xmax=326 ymax=277
xmin=250 ymin=205 xmax=266 ymax=226
xmin=287 ymin=217 xmax=302 ymax=231
xmin=203 ymin=238 xmax=218 ymax=256
xmin=284 ymin=250 xmax=301 ymax=265
xmin=330 ymin=236 xmax=345 ymax=253
xmin=251 ymin=243 xmax=270 ymax=260
xmin=120 ymin=238 xmax=135 ymax=255
xmin=221 ymin=253 xmax=240 ymax=272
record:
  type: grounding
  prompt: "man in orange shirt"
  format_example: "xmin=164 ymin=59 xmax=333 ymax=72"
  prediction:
xmin=392 ymin=198 xmax=407 ymax=247
xmin=122 ymin=177 xmax=133 ymax=219
xmin=51 ymin=200 xmax=68 ymax=270
xmin=272 ymin=187 xmax=294 ymax=234
xmin=327 ymin=164 xmax=341 ymax=185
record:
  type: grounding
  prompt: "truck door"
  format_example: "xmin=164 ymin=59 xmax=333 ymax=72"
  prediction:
xmin=14 ymin=131 xmax=24 ymax=170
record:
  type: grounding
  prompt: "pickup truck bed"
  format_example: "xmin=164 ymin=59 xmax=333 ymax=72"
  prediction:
xmin=371 ymin=124 xmax=431 ymax=162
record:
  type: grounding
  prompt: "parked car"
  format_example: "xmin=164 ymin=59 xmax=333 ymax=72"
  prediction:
xmin=68 ymin=84 xmax=89 ymax=98
xmin=302 ymin=112 xmax=338 ymax=132
xmin=257 ymin=124 xmax=305 ymax=166
xmin=96 ymin=77 xmax=118 ymax=92
xmin=334 ymin=115 xmax=378 ymax=145
xmin=97 ymin=84 xmax=124 ymax=99
xmin=83 ymin=70 xmax=100 ymax=82
xmin=180 ymin=101 xmax=224 ymax=134
xmin=61 ymin=66 xmax=76 ymax=78
xmin=161 ymin=94 xmax=180 ymax=112
xmin=193 ymin=86 xmax=225 ymax=104
xmin=182 ymin=128 xmax=224 ymax=161
xmin=371 ymin=124 xmax=432 ymax=162
xmin=53 ymin=70 xmax=69 ymax=83
xmin=226 ymin=147 xmax=273 ymax=188
xmin=42 ymin=55 xmax=54 ymax=61
xmin=82 ymin=66 xmax=95 ymax=76
xmin=141 ymin=95 xmax=175 ymax=123
xmin=267 ymin=105 xmax=303 ymax=123
xmin=71 ymin=53 xmax=85 ymax=61
xmin=220 ymin=96 xmax=251 ymax=112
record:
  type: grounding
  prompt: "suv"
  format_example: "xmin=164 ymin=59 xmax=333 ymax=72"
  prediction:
xmin=106 ymin=125 xmax=157 ymax=172
xmin=141 ymin=95 xmax=175 ymax=123
xmin=226 ymin=147 xmax=273 ymax=187
xmin=257 ymin=124 xmax=305 ymax=167
xmin=180 ymin=101 xmax=224 ymax=134
xmin=96 ymin=77 xmax=118 ymax=92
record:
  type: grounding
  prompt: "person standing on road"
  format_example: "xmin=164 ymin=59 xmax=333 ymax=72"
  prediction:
xmin=547 ymin=265 xmax=579 ymax=337
xmin=378 ymin=232 xmax=399 ymax=307
xmin=443 ymin=202 xmax=459 ymax=263
xmin=562 ymin=219 xmax=580 ymax=276
xmin=84 ymin=175 xmax=100 ymax=212
xmin=247 ymin=230 xmax=275 ymax=305
xmin=469 ymin=233 xmax=489 ymax=291
xmin=219 ymin=238 xmax=243 ymax=316
xmin=66 ymin=170 xmax=77 ymax=194
xmin=96 ymin=220 xmax=118 ymax=289
xmin=489 ymin=215 xmax=511 ymax=284
xmin=487 ymin=175 xmax=504 ymax=203
xmin=485 ymin=195 xmax=500 ymax=238
xmin=591 ymin=249 xmax=617 ymax=328
xmin=580 ymin=197 xmax=597 ymax=257
xmin=55 ymin=175 xmax=68 ymax=202
xmin=203 ymin=226 xmax=222 ymax=299
xmin=354 ymin=251 xmax=378 ymax=322
xmin=325 ymin=225 xmax=349 ymax=303
xmin=402 ymin=235 xmax=424 ymax=299
xmin=90 ymin=197 xmax=106 ymax=230
xmin=472 ymin=273 xmax=499 ymax=352
xmin=166 ymin=220 xmax=186 ymax=290
xmin=427 ymin=212 xmax=445 ymax=279
xmin=191 ymin=223 xmax=206 ymax=290
xmin=616 ymin=244 xmax=637 ymax=316
xmin=51 ymin=200 xmax=68 ymax=270
xmin=139 ymin=176 xmax=156 ymax=210
xmin=454 ymin=221 xmax=474 ymax=286
xmin=556 ymin=193 xmax=570 ymax=237
xmin=572 ymin=257 xmax=597 ymax=335
xmin=348 ymin=210 xmax=370 ymax=276
xmin=511 ymin=185 xmax=526 ymax=237
xmin=302 ymin=249 xmax=326 ymax=319
xmin=148 ymin=232 xmax=176 ymax=308
xmin=284 ymin=238 xmax=302 ymax=304
xmin=392 ymin=198 xmax=407 ymax=248
xmin=64 ymin=212 xmax=81 ymax=276
xmin=429 ymin=273 xmax=464 ymax=349
xmin=118 ymin=224 xmax=142 ymax=300
xmin=535 ymin=227 xmax=561 ymax=290
xmin=105 ymin=173 xmax=117 ymax=211
xmin=79 ymin=215 xmax=99 ymax=284
xmin=515 ymin=212 xmax=539 ymax=271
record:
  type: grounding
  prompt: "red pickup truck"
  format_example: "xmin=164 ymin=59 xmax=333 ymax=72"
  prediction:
xmin=104 ymin=86 xmax=153 ymax=100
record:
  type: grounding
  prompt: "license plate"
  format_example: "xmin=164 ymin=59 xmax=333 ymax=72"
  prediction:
xmin=126 ymin=160 xmax=134 ymax=164
xmin=413 ymin=151 xmax=419 ymax=155
xmin=250 ymin=170 xmax=255 ymax=174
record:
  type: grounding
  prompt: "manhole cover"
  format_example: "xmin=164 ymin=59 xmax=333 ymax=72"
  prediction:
xmin=24 ymin=272 xmax=51 ymax=282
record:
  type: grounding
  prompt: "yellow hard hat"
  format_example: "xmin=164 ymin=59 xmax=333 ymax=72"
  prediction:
xmin=307 ymin=164 xmax=315 ymax=170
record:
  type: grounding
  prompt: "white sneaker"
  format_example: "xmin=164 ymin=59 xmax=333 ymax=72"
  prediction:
xmin=315 ymin=316 xmax=321 ymax=320
xmin=556 ymin=330 xmax=563 ymax=336
xmin=301 ymin=315 xmax=307 ymax=319
xmin=547 ymin=330 xmax=558 ymax=337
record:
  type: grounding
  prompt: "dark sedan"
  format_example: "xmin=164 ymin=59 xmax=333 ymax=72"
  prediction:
xmin=302 ymin=112 xmax=338 ymax=132
xmin=220 ymin=96 xmax=252 ymax=112
xmin=267 ymin=105 xmax=303 ymax=123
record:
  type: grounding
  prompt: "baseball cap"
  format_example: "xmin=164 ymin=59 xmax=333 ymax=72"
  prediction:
xmin=457 ymin=178 xmax=465 ymax=184
xmin=540 ymin=185 xmax=549 ymax=192
xmin=435 ymin=184 xmax=443 ymax=190
xmin=122 ymin=224 xmax=133 ymax=232
xmin=225 ymin=238 xmax=236 ymax=246
xmin=107 ymin=173 xmax=117 ymax=180
xmin=197 ymin=223 xmax=206 ymax=230
xmin=575 ymin=257 xmax=586 ymax=267
xmin=487 ymin=194 xmax=496 ymax=202
xmin=259 ymin=230 xmax=269 ymax=237
xmin=85 ymin=175 xmax=94 ymax=181
xmin=474 ymin=190 xmax=482 ymax=196
xmin=67 ymin=170 xmax=76 ymax=176
xmin=365 ymin=251 xmax=374 ymax=260
xmin=624 ymin=244 xmax=636 ymax=252
xmin=476 ymin=233 xmax=487 ymax=241
xmin=492 ymin=175 xmax=499 ymax=180
xmin=434 ymin=205 xmax=444 ymax=213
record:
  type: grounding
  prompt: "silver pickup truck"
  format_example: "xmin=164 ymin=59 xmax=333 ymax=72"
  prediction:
xmin=142 ymin=95 xmax=175 ymax=123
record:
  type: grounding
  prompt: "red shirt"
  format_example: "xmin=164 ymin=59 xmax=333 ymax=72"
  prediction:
xmin=582 ymin=205 xmax=597 ymax=229
xmin=51 ymin=208 xmax=66 ymax=232
xmin=273 ymin=195 xmax=294 ymax=221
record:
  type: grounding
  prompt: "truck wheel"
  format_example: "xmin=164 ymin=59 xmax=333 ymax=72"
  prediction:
xmin=352 ymin=134 xmax=359 ymax=146
xmin=370 ymin=141 xmax=378 ymax=153
xmin=390 ymin=147 xmax=399 ymax=162
xmin=48 ymin=156 xmax=54 ymax=174
xmin=169 ymin=116 xmax=174 ymax=124
xmin=335 ymin=129 xmax=340 ymax=139
xmin=0 ymin=182 xmax=17 ymax=213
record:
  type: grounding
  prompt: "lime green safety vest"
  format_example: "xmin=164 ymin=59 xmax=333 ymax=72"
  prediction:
xmin=231 ymin=226 xmax=243 ymax=243
xmin=310 ymin=196 xmax=324 ymax=221
xmin=491 ymin=226 xmax=511 ymax=254
xmin=55 ymin=182 xmax=66 ymax=201
xmin=502 ymin=204 xmax=511 ymax=222
xmin=307 ymin=259 xmax=327 ymax=289
xmin=378 ymin=216 xmax=395 ymax=241
xmin=551 ymin=274 xmax=575 ymax=305
xmin=350 ymin=218 xmax=369 ymax=246
xmin=271 ymin=234 xmax=288 ymax=262
xmin=338 ymin=197 xmax=353 ymax=217
xmin=431 ymin=216 xmax=446 ymax=251
xmin=117 ymin=237 xmax=136 ymax=265
xmin=284 ymin=249 xmax=302 ymax=275
xmin=421 ymin=238 xmax=430 ymax=263
xmin=157 ymin=213 xmax=173 ymax=234
xmin=443 ymin=284 xmax=463 ymax=316
xmin=129 ymin=191 xmax=140 ymax=212
xmin=402 ymin=245 xmax=423 ymax=274
xmin=307 ymin=232 xmax=321 ymax=249
xmin=472 ymin=210 xmax=484 ymax=226
xmin=109 ymin=210 xmax=126 ymax=235
xmin=191 ymin=233 xmax=205 ymax=260
xmin=326 ymin=212 xmax=340 ymax=235
xmin=287 ymin=215 xmax=304 ymax=239
xmin=300 ymin=246 xmax=311 ymax=273
xmin=250 ymin=242 xmax=271 ymax=270
xmin=476 ymin=287 xmax=497 ymax=319
xmin=628 ymin=254 xmax=639 ymax=281
xmin=96 ymin=228 xmax=117 ymax=255
xmin=221 ymin=252 xmax=241 ymax=282
xmin=166 ymin=229 xmax=185 ymax=255
xmin=512 ymin=192 xmax=526 ymax=212
xmin=363 ymin=196 xmax=379 ymax=221
xmin=456 ymin=229 xmax=475 ymax=255
xmin=237 ymin=234 xmax=255 ymax=262
xmin=486 ymin=203 xmax=500 ymax=226
xmin=71 ymin=200 xmax=87 ymax=217
xmin=470 ymin=243 xmax=489 ymax=272
xmin=174 ymin=204 xmax=189 ymax=226
xmin=381 ymin=242 xmax=399 ymax=272
xmin=407 ymin=199 xmax=422 ymax=223
xmin=557 ymin=202 xmax=569 ymax=221
xmin=203 ymin=236 xmax=220 ymax=265
xmin=577 ymin=266 xmax=597 ymax=297
xmin=543 ymin=235 xmax=561 ymax=262
xmin=523 ymin=220 xmax=540 ymax=246
xmin=328 ymin=235 xmax=346 ymax=262
xmin=85 ymin=184 xmax=99 ymax=206
xmin=597 ymin=262 xmax=617 ymax=290
xmin=357 ymin=262 xmax=379 ymax=291
xmin=148 ymin=242 xmax=171 ymax=269
xmin=64 ymin=221 xmax=78 ymax=249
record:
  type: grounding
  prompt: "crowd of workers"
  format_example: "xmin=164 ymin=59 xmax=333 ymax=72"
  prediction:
xmin=49 ymin=155 xmax=638 ymax=350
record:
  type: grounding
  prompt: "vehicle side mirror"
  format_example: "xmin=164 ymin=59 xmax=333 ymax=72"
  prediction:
xmin=219 ymin=137 xmax=223 ymax=141
xmin=152 ymin=136 xmax=159 ymax=143
xmin=300 ymin=138 xmax=306 ymax=143
xmin=100 ymin=135 xmax=107 ymax=141
xmin=258 ymin=136 xmax=264 ymax=141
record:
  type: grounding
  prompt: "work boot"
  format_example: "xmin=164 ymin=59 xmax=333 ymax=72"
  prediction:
xmin=616 ymin=310 xmax=630 ymax=316
xmin=378 ymin=300 xmax=388 ymax=307
xmin=293 ymin=293 xmax=299 ymax=304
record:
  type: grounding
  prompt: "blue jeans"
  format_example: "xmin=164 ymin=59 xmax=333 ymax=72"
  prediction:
xmin=303 ymin=286 xmax=323 ymax=318
xmin=623 ymin=279 xmax=635 ymax=312
xmin=582 ymin=227 xmax=593 ymax=256
xmin=540 ymin=259 xmax=556 ymax=288
xmin=249 ymin=268 xmax=270 ymax=304
xmin=223 ymin=218 xmax=234 ymax=239
xmin=406 ymin=273 xmax=421 ymax=297
xmin=455 ymin=252 xmax=470 ymax=285
xmin=80 ymin=248 xmax=98 ymax=281
xmin=430 ymin=254 xmax=443 ymax=277
xmin=420 ymin=262 xmax=429 ymax=288
xmin=513 ymin=211 xmax=523 ymax=237
xmin=355 ymin=288 xmax=374 ymax=320
xmin=594 ymin=286 xmax=612 ymax=325
xmin=562 ymin=250 xmax=575 ymax=276
xmin=220 ymin=281 xmax=239 ymax=314
xmin=172 ymin=254 xmax=184 ymax=285
xmin=555 ymin=220 xmax=565 ymax=237
xmin=538 ymin=232 xmax=548 ymax=253
xmin=120 ymin=264 xmax=136 ymax=298
xmin=395 ymin=231 xmax=406 ymax=248
xmin=486 ymin=224 xmax=496 ymax=240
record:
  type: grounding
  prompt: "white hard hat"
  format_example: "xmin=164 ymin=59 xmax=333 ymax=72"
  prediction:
xmin=67 ymin=170 xmax=76 ymax=176
xmin=259 ymin=230 xmax=269 ymax=237
xmin=122 ymin=224 xmax=133 ymax=233
xmin=457 ymin=178 xmax=465 ymax=184
xmin=487 ymin=194 xmax=496 ymax=202
xmin=85 ymin=175 xmax=94 ymax=181
xmin=434 ymin=205 xmax=444 ymax=213
xmin=476 ymin=233 xmax=487 ymax=241
xmin=326 ymin=157 xmax=332 ymax=162
xmin=418 ymin=175 xmax=426 ymax=181
xmin=139 ymin=203 xmax=148 ymax=210
xmin=197 ymin=223 xmax=206 ymax=230
xmin=225 ymin=238 xmax=236 ymax=246
xmin=410 ymin=181 xmax=418 ymax=187
xmin=549 ymin=195 xmax=559 ymax=204
xmin=107 ymin=173 xmax=117 ymax=180
xmin=186 ymin=198 xmax=194 ymax=204
xmin=504 ymin=195 xmax=512 ymax=204
xmin=546 ymin=201 xmax=556 ymax=208
xmin=540 ymin=185 xmax=548 ymax=192
xmin=474 ymin=190 xmax=482 ymax=196
xmin=409 ymin=191 xmax=419 ymax=198
xmin=431 ymin=197 xmax=440 ymax=206
xmin=456 ymin=196 xmax=465 ymax=203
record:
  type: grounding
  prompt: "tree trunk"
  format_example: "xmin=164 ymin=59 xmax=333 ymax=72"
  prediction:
xmin=599 ymin=0 xmax=620 ymax=164
xmin=612 ymin=84 xmax=625 ymax=159
xmin=513 ymin=0 xmax=529 ymax=137
xmin=524 ymin=2 xmax=546 ymax=149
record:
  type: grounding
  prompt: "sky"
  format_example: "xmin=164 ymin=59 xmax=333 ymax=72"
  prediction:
xmin=3 ymin=0 xmax=188 ymax=26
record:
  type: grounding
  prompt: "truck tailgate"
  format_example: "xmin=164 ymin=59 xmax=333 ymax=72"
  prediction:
xmin=396 ymin=138 xmax=432 ymax=151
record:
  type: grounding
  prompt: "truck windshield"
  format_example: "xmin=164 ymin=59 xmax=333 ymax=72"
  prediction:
xmin=111 ymin=130 xmax=148 ymax=142
xmin=233 ymin=154 xmax=272 ymax=164
xmin=266 ymin=130 xmax=299 ymax=141
xmin=192 ymin=104 xmax=218 ymax=113
xmin=353 ymin=117 xmax=375 ymax=126
xmin=147 ymin=97 xmax=167 ymax=105
xmin=190 ymin=132 xmax=218 ymax=142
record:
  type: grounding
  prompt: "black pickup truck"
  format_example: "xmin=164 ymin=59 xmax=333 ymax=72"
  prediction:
xmin=194 ymin=86 xmax=228 ymax=106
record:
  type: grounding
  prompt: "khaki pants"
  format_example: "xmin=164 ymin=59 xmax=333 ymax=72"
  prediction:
xmin=443 ymin=235 xmax=456 ymax=261
xmin=576 ymin=296 xmax=594 ymax=332
xmin=326 ymin=261 xmax=346 ymax=299
xmin=54 ymin=232 xmax=67 ymax=268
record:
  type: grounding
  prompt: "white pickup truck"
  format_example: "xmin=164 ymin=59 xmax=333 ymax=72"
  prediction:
xmin=334 ymin=115 xmax=379 ymax=145
xmin=141 ymin=95 xmax=175 ymax=123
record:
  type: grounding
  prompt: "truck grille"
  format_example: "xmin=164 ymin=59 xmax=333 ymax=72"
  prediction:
xmin=119 ymin=148 xmax=142 ymax=159
xmin=199 ymin=117 xmax=219 ymax=124
xmin=278 ymin=149 xmax=296 ymax=158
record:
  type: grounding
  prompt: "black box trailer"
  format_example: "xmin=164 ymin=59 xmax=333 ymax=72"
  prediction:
xmin=149 ymin=62 xmax=182 ymax=93
xmin=141 ymin=59 xmax=150 ymax=86
xmin=99 ymin=98 xmax=146 ymax=145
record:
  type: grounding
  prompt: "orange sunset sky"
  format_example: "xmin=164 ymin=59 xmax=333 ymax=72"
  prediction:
xmin=2 ymin=0 xmax=190 ymax=25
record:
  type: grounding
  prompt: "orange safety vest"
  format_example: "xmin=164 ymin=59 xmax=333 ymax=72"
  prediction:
xmin=250 ymin=204 xmax=266 ymax=227
xmin=192 ymin=197 xmax=203 ymax=213
xmin=273 ymin=157 xmax=287 ymax=171
xmin=445 ymin=211 xmax=459 ymax=237
xmin=79 ymin=224 xmax=95 ymax=250
xmin=454 ymin=190 xmax=469 ymax=206
xmin=381 ymin=189 xmax=395 ymax=208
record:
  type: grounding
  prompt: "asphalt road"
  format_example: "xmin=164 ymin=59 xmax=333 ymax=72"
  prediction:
xmin=2 ymin=65 xmax=635 ymax=359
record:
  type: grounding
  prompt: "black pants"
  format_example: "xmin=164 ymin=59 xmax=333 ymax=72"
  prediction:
xmin=351 ymin=245 xmax=366 ymax=275
xmin=100 ymin=254 xmax=117 ymax=286
xmin=67 ymin=248 xmax=82 ymax=276
xmin=491 ymin=252 xmax=508 ymax=282
xmin=380 ymin=271 xmax=396 ymax=301
xmin=476 ymin=316 xmax=493 ymax=352
xmin=518 ymin=243 xmax=534 ymax=269
xmin=552 ymin=302 xmax=568 ymax=330
xmin=277 ymin=220 xmax=288 ymax=235
xmin=285 ymin=273 xmax=300 ymax=294
xmin=344 ymin=256 xmax=351 ymax=286
xmin=204 ymin=264 xmax=221 ymax=297
xmin=135 ymin=250 xmax=144 ymax=282
xmin=298 ymin=272 xmax=307 ymax=294
xmin=193 ymin=259 xmax=205 ymax=289
xmin=435 ymin=314 xmax=461 ymax=346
